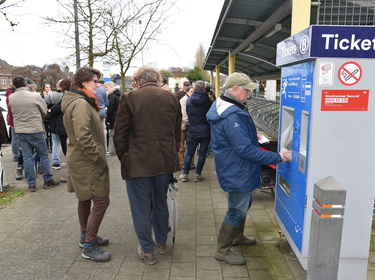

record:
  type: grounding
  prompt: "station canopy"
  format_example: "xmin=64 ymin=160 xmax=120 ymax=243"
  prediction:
xmin=203 ymin=0 xmax=375 ymax=81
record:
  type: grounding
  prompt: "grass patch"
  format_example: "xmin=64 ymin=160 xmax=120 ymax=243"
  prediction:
xmin=0 ymin=185 xmax=25 ymax=208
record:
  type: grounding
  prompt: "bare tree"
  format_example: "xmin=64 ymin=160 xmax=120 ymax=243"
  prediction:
xmin=12 ymin=63 xmax=69 ymax=88
xmin=194 ymin=43 xmax=209 ymax=81
xmin=45 ymin=0 xmax=116 ymax=67
xmin=106 ymin=0 xmax=175 ymax=90
xmin=0 ymin=0 xmax=25 ymax=30
xmin=45 ymin=0 xmax=175 ymax=88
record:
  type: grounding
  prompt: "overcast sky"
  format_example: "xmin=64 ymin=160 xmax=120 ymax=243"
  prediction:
xmin=1 ymin=0 xmax=224 ymax=75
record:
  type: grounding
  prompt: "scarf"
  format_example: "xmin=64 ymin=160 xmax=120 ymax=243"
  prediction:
xmin=78 ymin=87 xmax=100 ymax=112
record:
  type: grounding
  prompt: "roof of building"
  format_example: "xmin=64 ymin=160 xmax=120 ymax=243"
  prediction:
xmin=203 ymin=0 xmax=375 ymax=80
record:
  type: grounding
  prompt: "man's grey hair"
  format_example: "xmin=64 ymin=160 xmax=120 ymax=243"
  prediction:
xmin=104 ymin=81 xmax=115 ymax=88
xmin=194 ymin=80 xmax=206 ymax=92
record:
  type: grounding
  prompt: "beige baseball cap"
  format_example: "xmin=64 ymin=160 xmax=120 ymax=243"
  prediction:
xmin=224 ymin=73 xmax=258 ymax=90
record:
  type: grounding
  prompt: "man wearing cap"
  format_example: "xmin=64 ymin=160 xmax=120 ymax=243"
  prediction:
xmin=206 ymin=72 xmax=291 ymax=265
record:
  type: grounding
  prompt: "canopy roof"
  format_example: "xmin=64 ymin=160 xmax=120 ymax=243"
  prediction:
xmin=203 ymin=0 xmax=375 ymax=80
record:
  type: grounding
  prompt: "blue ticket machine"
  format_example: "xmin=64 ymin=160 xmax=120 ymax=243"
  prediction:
xmin=275 ymin=25 xmax=375 ymax=279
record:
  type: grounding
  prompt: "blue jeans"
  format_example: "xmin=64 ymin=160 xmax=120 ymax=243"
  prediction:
xmin=17 ymin=133 xmax=53 ymax=186
xmin=125 ymin=174 xmax=170 ymax=253
xmin=183 ymin=137 xmax=210 ymax=175
xmin=11 ymin=127 xmax=20 ymax=161
xmin=224 ymin=191 xmax=253 ymax=227
xmin=51 ymin=133 xmax=60 ymax=165
xmin=206 ymin=142 xmax=212 ymax=156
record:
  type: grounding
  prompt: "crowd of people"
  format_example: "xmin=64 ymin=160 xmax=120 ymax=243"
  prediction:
xmin=1 ymin=68 xmax=291 ymax=266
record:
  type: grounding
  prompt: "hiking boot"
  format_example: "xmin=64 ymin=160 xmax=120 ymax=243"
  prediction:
xmin=52 ymin=163 xmax=61 ymax=170
xmin=194 ymin=174 xmax=204 ymax=182
xmin=43 ymin=179 xmax=60 ymax=189
xmin=137 ymin=245 xmax=155 ymax=265
xmin=156 ymin=243 xmax=166 ymax=255
xmin=179 ymin=174 xmax=188 ymax=182
xmin=28 ymin=185 xmax=36 ymax=192
xmin=79 ymin=233 xmax=109 ymax=248
xmin=15 ymin=167 xmax=23 ymax=180
xmin=82 ymin=243 xmax=111 ymax=262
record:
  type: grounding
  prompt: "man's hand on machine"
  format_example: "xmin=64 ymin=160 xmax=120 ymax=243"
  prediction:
xmin=279 ymin=150 xmax=292 ymax=163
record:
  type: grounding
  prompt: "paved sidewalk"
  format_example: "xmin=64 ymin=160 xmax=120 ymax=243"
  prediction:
xmin=0 ymin=144 xmax=374 ymax=280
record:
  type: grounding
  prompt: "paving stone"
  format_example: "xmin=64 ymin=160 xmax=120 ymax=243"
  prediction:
xmin=3 ymin=146 xmax=371 ymax=279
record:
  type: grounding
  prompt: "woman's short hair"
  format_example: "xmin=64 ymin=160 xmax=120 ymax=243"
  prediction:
xmin=71 ymin=67 xmax=101 ymax=89
xmin=60 ymin=78 xmax=72 ymax=93
xmin=132 ymin=66 xmax=161 ymax=86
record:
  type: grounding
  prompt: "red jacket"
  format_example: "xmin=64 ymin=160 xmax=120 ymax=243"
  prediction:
xmin=5 ymin=87 xmax=14 ymax=127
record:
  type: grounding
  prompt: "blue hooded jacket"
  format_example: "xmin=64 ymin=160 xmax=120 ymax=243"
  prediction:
xmin=206 ymin=97 xmax=282 ymax=192
xmin=186 ymin=90 xmax=212 ymax=138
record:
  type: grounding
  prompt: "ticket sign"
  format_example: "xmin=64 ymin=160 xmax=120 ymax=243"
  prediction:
xmin=277 ymin=25 xmax=375 ymax=67
xmin=321 ymin=89 xmax=369 ymax=111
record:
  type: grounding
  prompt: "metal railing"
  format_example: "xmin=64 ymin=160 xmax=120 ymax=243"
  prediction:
xmin=317 ymin=0 xmax=375 ymax=25
xmin=247 ymin=97 xmax=279 ymax=138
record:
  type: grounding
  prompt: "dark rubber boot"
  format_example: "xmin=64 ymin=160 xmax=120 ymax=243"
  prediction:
xmin=215 ymin=221 xmax=246 ymax=265
xmin=232 ymin=219 xmax=256 ymax=246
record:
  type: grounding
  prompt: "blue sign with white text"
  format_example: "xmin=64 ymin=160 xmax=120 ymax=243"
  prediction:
xmin=276 ymin=25 xmax=375 ymax=67
xmin=310 ymin=25 xmax=375 ymax=58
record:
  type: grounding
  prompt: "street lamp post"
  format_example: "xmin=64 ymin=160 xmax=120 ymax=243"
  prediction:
xmin=139 ymin=20 xmax=144 ymax=66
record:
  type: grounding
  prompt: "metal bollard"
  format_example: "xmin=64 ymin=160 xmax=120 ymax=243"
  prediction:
xmin=307 ymin=176 xmax=346 ymax=280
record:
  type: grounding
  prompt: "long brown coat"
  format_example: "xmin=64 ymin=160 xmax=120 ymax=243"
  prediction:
xmin=113 ymin=83 xmax=181 ymax=180
xmin=61 ymin=90 xmax=109 ymax=201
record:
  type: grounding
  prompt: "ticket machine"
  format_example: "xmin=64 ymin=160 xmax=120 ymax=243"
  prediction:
xmin=275 ymin=25 xmax=375 ymax=279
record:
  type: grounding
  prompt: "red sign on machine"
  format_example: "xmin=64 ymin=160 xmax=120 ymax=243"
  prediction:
xmin=321 ymin=89 xmax=369 ymax=111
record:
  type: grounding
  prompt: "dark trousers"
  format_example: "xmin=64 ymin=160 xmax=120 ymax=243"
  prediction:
xmin=78 ymin=196 xmax=110 ymax=243
xmin=59 ymin=134 xmax=67 ymax=156
xmin=126 ymin=174 xmax=170 ymax=253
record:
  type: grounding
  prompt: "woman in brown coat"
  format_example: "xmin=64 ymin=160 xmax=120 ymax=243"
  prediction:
xmin=61 ymin=67 xmax=111 ymax=262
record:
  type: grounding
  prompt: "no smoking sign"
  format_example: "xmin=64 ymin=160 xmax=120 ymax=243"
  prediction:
xmin=338 ymin=61 xmax=362 ymax=86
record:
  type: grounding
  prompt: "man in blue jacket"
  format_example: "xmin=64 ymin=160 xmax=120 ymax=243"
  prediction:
xmin=206 ymin=73 xmax=291 ymax=265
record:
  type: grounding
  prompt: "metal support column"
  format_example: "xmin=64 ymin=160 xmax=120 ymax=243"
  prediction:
xmin=228 ymin=53 xmax=235 ymax=75
xmin=215 ymin=66 xmax=220 ymax=98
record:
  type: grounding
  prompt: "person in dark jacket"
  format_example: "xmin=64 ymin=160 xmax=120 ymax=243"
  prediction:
xmin=178 ymin=80 xmax=212 ymax=183
xmin=206 ymin=72 xmax=291 ymax=265
xmin=48 ymin=79 xmax=72 ymax=183
xmin=103 ymin=81 xmax=121 ymax=155
xmin=113 ymin=66 xmax=181 ymax=265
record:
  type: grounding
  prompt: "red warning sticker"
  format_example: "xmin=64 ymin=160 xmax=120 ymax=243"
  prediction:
xmin=338 ymin=61 xmax=362 ymax=86
xmin=321 ymin=89 xmax=369 ymax=111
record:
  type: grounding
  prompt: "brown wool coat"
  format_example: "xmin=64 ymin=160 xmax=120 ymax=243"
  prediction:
xmin=61 ymin=91 xmax=110 ymax=201
xmin=113 ymin=83 xmax=182 ymax=180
